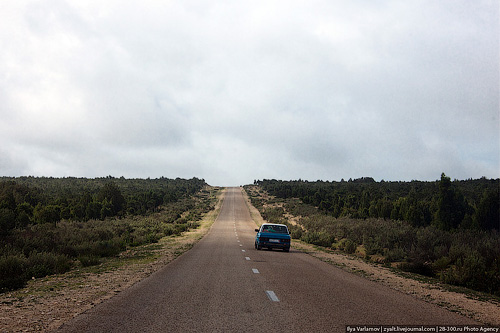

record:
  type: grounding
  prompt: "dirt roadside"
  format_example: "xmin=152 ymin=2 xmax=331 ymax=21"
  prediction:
xmin=242 ymin=187 xmax=500 ymax=327
xmin=0 ymin=189 xmax=225 ymax=333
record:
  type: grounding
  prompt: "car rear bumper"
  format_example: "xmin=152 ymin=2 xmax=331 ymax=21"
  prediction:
xmin=257 ymin=240 xmax=290 ymax=249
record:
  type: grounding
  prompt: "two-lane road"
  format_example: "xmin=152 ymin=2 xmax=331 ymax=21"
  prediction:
xmin=57 ymin=187 xmax=477 ymax=332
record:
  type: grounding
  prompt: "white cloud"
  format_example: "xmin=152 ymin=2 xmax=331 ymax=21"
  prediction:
xmin=0 ymin=0 xmax=498 ymax=185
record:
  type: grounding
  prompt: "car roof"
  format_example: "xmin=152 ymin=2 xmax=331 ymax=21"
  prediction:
xmin=261 ymin=223 xmax=288 ymax=227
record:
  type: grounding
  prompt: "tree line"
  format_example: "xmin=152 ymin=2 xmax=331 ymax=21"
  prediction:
xmin=0 ymin=176 xmax=206 ymax=234
xmin=255 ymin=174 xmax=499 ymax=231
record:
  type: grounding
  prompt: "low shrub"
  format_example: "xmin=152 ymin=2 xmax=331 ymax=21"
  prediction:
xmin=25 ymin=252 xmax=72 ymax=278
xmin=0 ymin=254 xmax=27 ymax=291
xmin=301 ymin=231 xmax=334 ymax=247
xmin=261 ymin=207 xmax=285 ymax=224
xmin=338 ymin=238 xmax=357 ymax=254
xmin=439 ymin=251 xmax=490 ymax=292
xmin=384 ymin=247 xmax=406 ymax=262
xmin=0 ymin=251 xmax=72 ymax=292
xmin=287 ymin=224 xmax=303 ymax=239
xmin=432 ymin=256 xmax=452 ymax=272
xmin=398 ymin=261 xmax=434 ymax=277
xmin=78 ymin=255 xmax=101 ymax=267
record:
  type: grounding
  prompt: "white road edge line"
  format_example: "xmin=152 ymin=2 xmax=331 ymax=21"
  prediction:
xmin=252 ymin=268 xmax=259 ymax=274
xmin=265 ymin=290 xmax=279 ymax=302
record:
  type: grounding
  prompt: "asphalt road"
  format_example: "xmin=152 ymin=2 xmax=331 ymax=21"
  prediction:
xmin=57 ymin=187 xmax=478 ymax=332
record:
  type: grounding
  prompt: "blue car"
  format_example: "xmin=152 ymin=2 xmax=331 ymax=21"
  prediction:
xmin=255 ymin=223 xmax=291 ymax=252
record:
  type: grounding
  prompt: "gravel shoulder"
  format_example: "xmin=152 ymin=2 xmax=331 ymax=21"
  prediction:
xmin=0 ymin=190 xmax=224 ymax=333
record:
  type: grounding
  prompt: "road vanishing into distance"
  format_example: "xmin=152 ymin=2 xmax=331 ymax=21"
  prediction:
xmin=57 ymin=187 xmax=477 ymax=332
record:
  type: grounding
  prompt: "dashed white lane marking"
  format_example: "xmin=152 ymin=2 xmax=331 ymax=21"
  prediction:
xmin=265 ymin=290 xmax=280 ymax=302
xmin=239 ymin=244 xmax=242 ymax=247
xmin=245 ymin=257 xmax=251 ymax=260
xmin=252 ymin=268 xmax=259 ymax=274
xmin=241 ymin=250 xmax=246 ymax=252
xmin=237 ymin=240 xmax=240 ymax=242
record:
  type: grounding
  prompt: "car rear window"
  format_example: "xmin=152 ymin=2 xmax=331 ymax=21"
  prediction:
xmin=261 ymin=225 xmax=288 ymax=234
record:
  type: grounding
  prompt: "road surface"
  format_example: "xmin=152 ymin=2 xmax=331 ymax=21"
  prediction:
xmin=57 ymin=187 xmax=477 ymax=332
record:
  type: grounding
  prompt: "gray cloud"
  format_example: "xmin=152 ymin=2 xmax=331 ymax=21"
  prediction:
xmin=0 ymin=0 xmax=498 ymax=185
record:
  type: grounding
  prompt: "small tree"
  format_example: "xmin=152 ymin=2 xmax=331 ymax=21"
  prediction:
xmin=0 ymin=208 xmax=16 ymax=234
xmin=97 ymin=183 xmax=126 ymax=215
xmin=85 ymin=201 xmax=102 ymax=220
xmin=474 ymin=190 xmax=500 ymax=230
xmin=434 ymin=173 xmax=467 ymax=230
xmin=33 ymin=204 xmax=61 ymax=224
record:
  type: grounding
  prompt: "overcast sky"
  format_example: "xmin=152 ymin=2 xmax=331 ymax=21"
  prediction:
xmin=1 ymin=0 xmax=498 ymax=186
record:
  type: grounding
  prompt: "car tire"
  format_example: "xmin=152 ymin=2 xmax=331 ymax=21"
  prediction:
xmin=283 ymin=248 xmax=290 ymax=252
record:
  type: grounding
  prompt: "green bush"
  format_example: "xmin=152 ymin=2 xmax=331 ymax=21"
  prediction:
xmin=78 ymin=255 xmax=101 ymax=267
xmin=301 ymin=231 xmax=334 ymax=247
xmin=432 ymin=256 xmax=451 ymax=272
xmin=384 ymin=247 xmax=406 ymax=262
xmin=339 ymin=238 xmax=357 ymax=254
xmin=25 ymin=252 xmax=72 ymax=278
xmin=261 ymin=207 xmax=285 ymax=224
xmin=287 ymin=224 xmax=303 ymax=239
xmin=398 ymin=261 xmax=434 ymax=276
xmin=0 ymin=251 xmax=72 ymax=292
xmin=0 ymin=208 xmax=16 ymax=235
xmin=364 ymin=236 xmax=383 ymax=256
xmin=0 ymin=254 xmax=27 ymax=291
